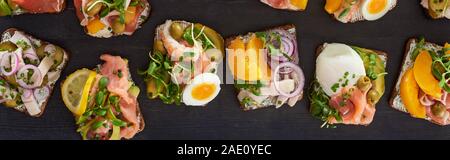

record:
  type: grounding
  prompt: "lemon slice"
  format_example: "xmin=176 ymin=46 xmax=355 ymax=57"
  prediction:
xmin=61 ymin=68 xmax=97 ymax=116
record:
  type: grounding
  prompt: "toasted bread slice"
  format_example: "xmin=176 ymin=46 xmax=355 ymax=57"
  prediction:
xmin=73 ymin=0 xmax=151 ymax=38
xmin=312 ymin=43 xmax=387 ymax=126
xmin=226 ymin=24 xmax=304 ymax=111
xmin=389 ymin=38 xmax=446 ymax=125
xmin=0 ymin=28 xmax=69 ymax=117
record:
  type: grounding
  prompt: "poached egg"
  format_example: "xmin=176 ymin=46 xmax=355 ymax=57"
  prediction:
xmin=316 ymin=43 xmax=366 ymax=96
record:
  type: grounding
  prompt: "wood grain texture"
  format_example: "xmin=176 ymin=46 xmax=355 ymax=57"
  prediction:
xmin=0 ymin=0 xmax=449 ymax=140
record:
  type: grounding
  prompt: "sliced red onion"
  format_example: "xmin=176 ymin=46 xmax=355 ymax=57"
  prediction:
xmin=273 ymin=62 xmax=304 ymax=98
xmin=16 ymin=65 xmax=42 ymax=89
xmin=270 ymin=37 xmax=294 ymax=62
xmin=1 ymin=52 xmax=20 ymax=76
xmin=23 ymin=53 xmax=40 ymax=65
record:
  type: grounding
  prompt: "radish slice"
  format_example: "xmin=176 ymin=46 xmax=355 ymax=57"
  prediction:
xmin=270 ymin=36 xmax=294 ymax=62
xmin=16 ymin=65 xmax=42 ymax=89
xmin=273 ymin=62 xmax=304 ymax=98
xmin=0 ymin=52 xmax=20 ymax=76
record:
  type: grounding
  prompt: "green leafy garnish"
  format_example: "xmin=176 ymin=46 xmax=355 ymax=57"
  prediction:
xmin=235 ymin=80 xmax=264 ymax=96
xmin=431 ymin=46 xmax=450 ymax=92
xmin=139 ymin=51 xmax=182 ymax=105
xmin=0 ymin=0 xmax=12 ymax=16
xmin=309 ymin=80 xmax=342 ymax=128
xmin=86 ymin=0 xmax=128 ymax=24
xmin=182 ymin=24 xmax=216 ymax=50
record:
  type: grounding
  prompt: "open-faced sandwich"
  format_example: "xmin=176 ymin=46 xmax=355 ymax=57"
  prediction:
xmin=324 ymin=0 xmax=397 ymax=23
xmin=0 ymin=28 xmax=69 ymax=117
xmin=61 ymin=54 xmax=144 ymax=140
xmin=421 ymin=0 xmax=450 ymax=19
xmin=310 ymin=43 xmax=387 ymax=127
xmin=226 ymin=25 xmax=305 ymax=111
xmin=260 ymin=0 xmax=308 ymax=11
xmin=390 ymin=38 xmax=450 ymax=125
xmin=0 ymin=0 xmax=65 ymax=16
xmin=74 ymin=0 xmax=151 ymax=38
xmin=140 ymin=20 xmax=224 ymax=106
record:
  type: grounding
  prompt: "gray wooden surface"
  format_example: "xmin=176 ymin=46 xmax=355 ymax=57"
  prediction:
xmin=0 ymin=0 xmax=449 ymax=140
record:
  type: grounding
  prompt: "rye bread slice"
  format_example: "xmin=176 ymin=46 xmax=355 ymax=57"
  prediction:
xmin=77 ymin=0 xmax=151 ymax=38
xmin=312 ymin=43 xmax=388 ymax=125
xmin=389 ymin=38 xmax=446 ymax=125
xmin=67 ymin=56 xmax=145 ymax=139
xmin=226 ymin=24 xmax=303 ymax=111
xmin=1 ymin=28 xmax=70 ymax=117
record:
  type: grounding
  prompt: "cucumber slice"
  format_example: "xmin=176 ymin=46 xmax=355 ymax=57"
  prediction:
xmin=0 ymin=41 xmax=17 ymax=52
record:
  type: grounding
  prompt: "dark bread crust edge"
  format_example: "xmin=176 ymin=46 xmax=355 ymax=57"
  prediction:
xmin=225 ymin=24 xmax=301 ymax=111
xmin=388 ymin=38 xmax=447 ymax=126
xmin=1 ymin=28 xmax=70 ymax=117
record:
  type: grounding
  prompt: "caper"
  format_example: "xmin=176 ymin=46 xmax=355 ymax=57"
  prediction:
xmin=153 ymin=40 xmax=166 ymax=54
xmin=0 ymin=41 xmax=17 ymax=52
xmin=170 ymin=22 xmax=185 ymax=41
xmin=431 ymin=103 xmax=446 ymax=118
xmin=85 ymin=0 xmax=103 ymax=16
xmin=111 ymin=19 xmax=125 ymax=34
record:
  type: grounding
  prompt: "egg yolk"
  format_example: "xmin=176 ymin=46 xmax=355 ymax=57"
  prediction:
xmin=368 ymin=0 xmax=387 ymax=14
xmin=191 ymin=83 xmax=217 ymax=100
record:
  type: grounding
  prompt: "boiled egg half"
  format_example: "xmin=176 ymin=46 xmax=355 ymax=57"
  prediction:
xmin=361 ymin=0 xmax=395 ymax=21
xmin=316 ymin=43 xmax=366 ymax=96
xmin=183 ymin=73 xmax=221 ymax=106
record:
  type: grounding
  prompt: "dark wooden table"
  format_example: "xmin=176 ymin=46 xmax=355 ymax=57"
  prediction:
xmin=0 ymin=0 xmax=449 ymax=140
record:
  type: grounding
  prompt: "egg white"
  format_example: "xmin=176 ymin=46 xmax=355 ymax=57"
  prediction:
xmin=316 ymin=43 xmax=366 ymax=96
xmin=361 ymin=0 xmax=394 ymax=21
xmin=183 ymin=73 xmax=221 ymax=106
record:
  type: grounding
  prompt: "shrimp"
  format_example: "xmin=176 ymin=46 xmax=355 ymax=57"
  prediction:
xmin=159 ymin=20 xmax=203 ymax=62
